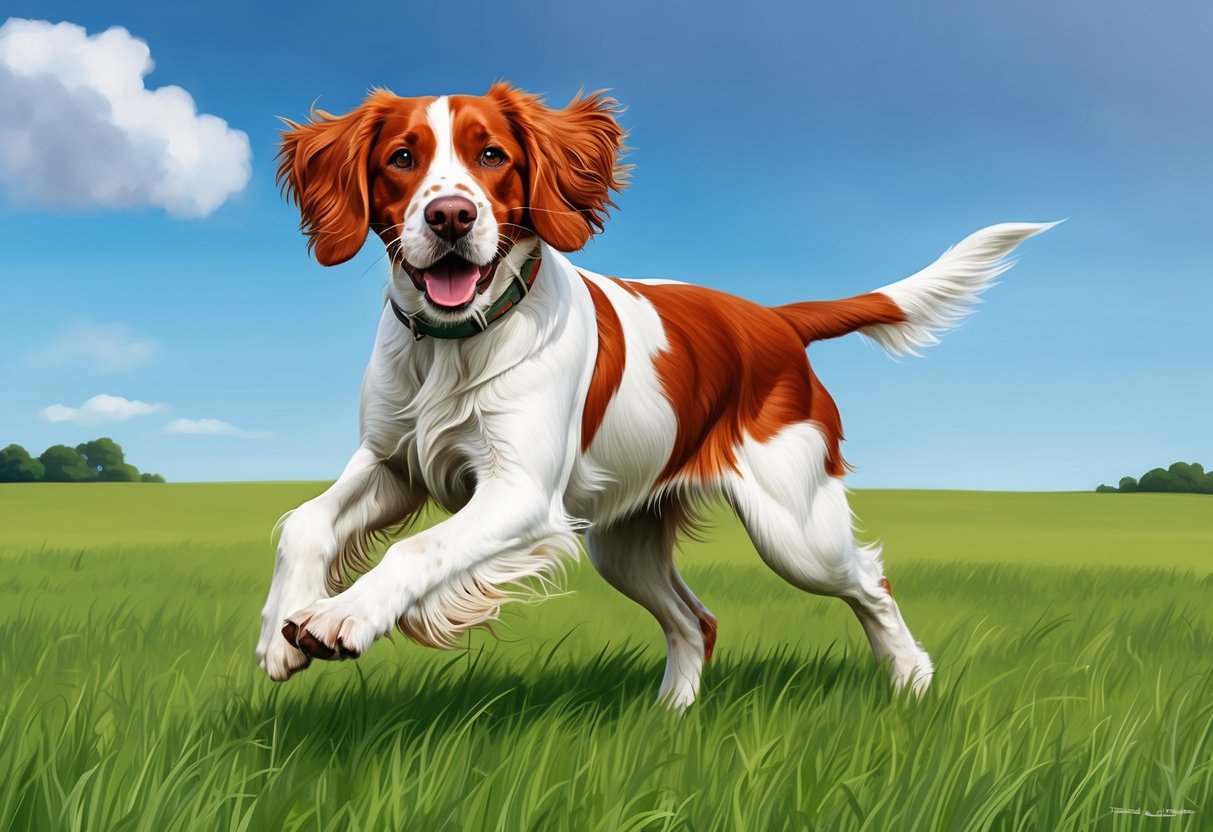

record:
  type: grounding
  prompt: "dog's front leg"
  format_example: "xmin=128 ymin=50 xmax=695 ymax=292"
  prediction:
xmin=282 ymin=479 xmax=577 ymax=661
xmin=257 ymin=447 xmax=419 ymax=680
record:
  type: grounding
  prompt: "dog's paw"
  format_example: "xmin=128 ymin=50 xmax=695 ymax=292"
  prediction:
xmin=891 ymin=647 xmax=935 ymax=696
xmin=281 ymin=597 xmax=379 ymax=661
xmin=257 ymin=596 xmax=317 ymax=681
xmin=257 ymin=634 xmax=312 ymax=681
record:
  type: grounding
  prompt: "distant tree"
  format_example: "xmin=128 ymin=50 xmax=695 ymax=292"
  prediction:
xmin=1139 ymin=467 xmax=1180 ymax=493
xmin=1167 ymin=462 xmax=1213 ymax=494
xmin=0 ymin=444 xmax=45 ymax=482
xmin=76 ymin=438 xmax=139 ymax=481
xmin=39 ymin=445 xmax=95 ymax=482
xmin=98 ymin=462 xmax=141 ymax=482
xmin=1097 ymin=462 xmax=1211 ymax=494
xmin=1135 ymin=468 xmax=1162 ymax=490
xmin=2 ymin=438 xmax=166 ymax=483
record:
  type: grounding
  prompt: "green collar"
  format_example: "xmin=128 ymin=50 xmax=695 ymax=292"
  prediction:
xmin=390 ymin=255 xmax=541 ymax=341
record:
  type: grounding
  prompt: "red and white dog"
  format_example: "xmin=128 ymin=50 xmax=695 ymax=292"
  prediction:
xmin=256 ymin=83 xmax=1052 ymax=706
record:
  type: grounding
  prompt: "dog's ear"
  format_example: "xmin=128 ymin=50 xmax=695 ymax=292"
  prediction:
xmin=276 ymin=94 xmax=391 ymax=266
xmin=488 ymin=83 xmax=629 ymax=252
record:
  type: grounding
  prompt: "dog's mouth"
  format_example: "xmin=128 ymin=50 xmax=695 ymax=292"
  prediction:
xmin=402 ymin=248 xmax=508 ymax=312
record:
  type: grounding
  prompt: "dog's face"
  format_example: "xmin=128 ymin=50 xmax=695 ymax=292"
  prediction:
xmin=277 ymin=83 xmax=627 ymax=323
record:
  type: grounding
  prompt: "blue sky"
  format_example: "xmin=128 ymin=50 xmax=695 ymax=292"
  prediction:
xmin=1 ymin=0 xmax=1209 ymax=488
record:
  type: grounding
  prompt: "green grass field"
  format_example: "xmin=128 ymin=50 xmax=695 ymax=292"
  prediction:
xmin=1 ymin=484 xmax=1210 ymax=830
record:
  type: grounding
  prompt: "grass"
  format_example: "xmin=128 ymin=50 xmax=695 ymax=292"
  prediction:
xmin=1 ymin=483 xmax=1210 ymax=830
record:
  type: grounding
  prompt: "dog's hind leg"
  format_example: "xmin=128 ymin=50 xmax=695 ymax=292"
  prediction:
xmin=257 ymin=447 xmax=420 ymax=681
xmin=585 ymin=505 xmax=714 ymax=708
xmin=724 ymin=423 xmax=933 ymax=693
xmin=671 ymin=568 xmax=718 ymax=663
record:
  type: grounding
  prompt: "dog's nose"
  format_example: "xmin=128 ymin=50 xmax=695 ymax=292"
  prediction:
xmin=424 ymin=196 xmax=477 ymax=241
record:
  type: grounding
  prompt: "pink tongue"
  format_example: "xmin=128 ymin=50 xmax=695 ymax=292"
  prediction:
xmin=423 ymin=258 xmax=481 ymax=307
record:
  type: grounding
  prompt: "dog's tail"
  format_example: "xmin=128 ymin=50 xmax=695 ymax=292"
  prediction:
xmin=773 ymin=222 xmax=1058 ymax=356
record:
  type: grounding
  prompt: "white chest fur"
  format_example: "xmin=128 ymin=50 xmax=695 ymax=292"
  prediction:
xmin=359 ymin=247 xmax=598 ymax=518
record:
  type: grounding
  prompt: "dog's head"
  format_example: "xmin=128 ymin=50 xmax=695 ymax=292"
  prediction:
xmin=277 ymin=83 xmax=627 ymax=323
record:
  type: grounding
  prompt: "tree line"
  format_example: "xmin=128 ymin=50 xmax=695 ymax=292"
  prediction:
xmin=0 ymin=438 xmax=165 ymax=483
xmin=1096 ymin=461 xmax=1211 ymax=495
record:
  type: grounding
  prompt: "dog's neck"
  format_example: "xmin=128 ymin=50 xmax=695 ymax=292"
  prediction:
xmin=388 ymin=237 xmax=543 ymax=341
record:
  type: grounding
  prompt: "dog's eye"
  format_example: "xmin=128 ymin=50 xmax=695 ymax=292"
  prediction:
xmin=480 ymin=147 xmax=506 ymax=168
xmin=389 ymin=149 xmax=414 ymax=170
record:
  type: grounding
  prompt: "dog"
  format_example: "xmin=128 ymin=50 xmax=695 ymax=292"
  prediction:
xmin=255 ymin=82 xmax=1052 ymax=707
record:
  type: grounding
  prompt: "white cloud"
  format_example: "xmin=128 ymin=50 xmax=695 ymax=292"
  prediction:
xmin=32 ymin=320 xmax=161 ymax=373
xmin=0 ymin=18 xmax=251 ymax=217
xmin=40 ymin=393 xmax=164 ymax=424
xmin=163 ymin=418 xmax=272 ymax=439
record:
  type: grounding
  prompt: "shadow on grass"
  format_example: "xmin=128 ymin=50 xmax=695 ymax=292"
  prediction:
xmin=220 ymin=642 xmax=886 ymax=753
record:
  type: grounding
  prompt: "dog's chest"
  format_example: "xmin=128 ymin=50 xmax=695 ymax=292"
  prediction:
xmin=367 ymin=347 xmax=511 ymax=511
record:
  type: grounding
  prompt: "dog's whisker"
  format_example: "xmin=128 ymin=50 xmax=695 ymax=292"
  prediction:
xmin=495 ymin=206 xmax=591 ymax=218
xmin=358 ymin=251 xmax=389 ymax=280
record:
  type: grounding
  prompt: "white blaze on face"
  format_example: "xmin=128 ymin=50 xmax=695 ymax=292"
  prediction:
xmin=395 ymin=96 xmax=499 ymax=272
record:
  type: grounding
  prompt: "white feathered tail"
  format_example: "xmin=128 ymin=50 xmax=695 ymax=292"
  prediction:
xmin=859 ymin=222 xmax=1059 ymax=356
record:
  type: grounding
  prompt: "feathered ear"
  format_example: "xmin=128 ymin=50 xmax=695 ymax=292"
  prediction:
xmin=276 ymin=93 xmax=391 ymax=266
xmin=488 ymin=83 xmax=629 ymax=252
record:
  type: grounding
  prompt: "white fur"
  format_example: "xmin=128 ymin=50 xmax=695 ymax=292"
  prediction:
xmin=724 ymin=424 xmax=933 ymax=692
xmin=256 ymin=447 xmax=422 ymax=680
xmin=862 ymin=221 xmax=1058 ymax=356
xmin=565 ymin=273 xmax=679 ymax=525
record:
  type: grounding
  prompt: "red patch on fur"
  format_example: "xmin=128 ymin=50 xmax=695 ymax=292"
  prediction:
xmin=699 ymin=613 xmax=718 ymax=663
xmin=881 ymin=577 xmax=893 ymax=597
xmin=773 ymin=292 xmax=905 ymax=342
xmin=481 ymin=84 xmax=628 ymax=252
xmin=617 ymin=281 xmax=847 ymax=481
xmin=580 ymin=276 xmax=627 ymax=450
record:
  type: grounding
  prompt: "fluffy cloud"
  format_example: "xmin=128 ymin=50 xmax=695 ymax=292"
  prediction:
xmin=0 ymin=18 xmax=251 ymax=217
xmin=40 ymin=393 xmax=164 ymax=424
xmin=163 ymin=418 xmax=272 ymax=439
xmin=32 ymin=320 xmax=161 ymax=373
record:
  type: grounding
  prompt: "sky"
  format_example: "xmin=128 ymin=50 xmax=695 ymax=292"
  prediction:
xmin=0 ymin=0 xmax=1209 ymax=489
